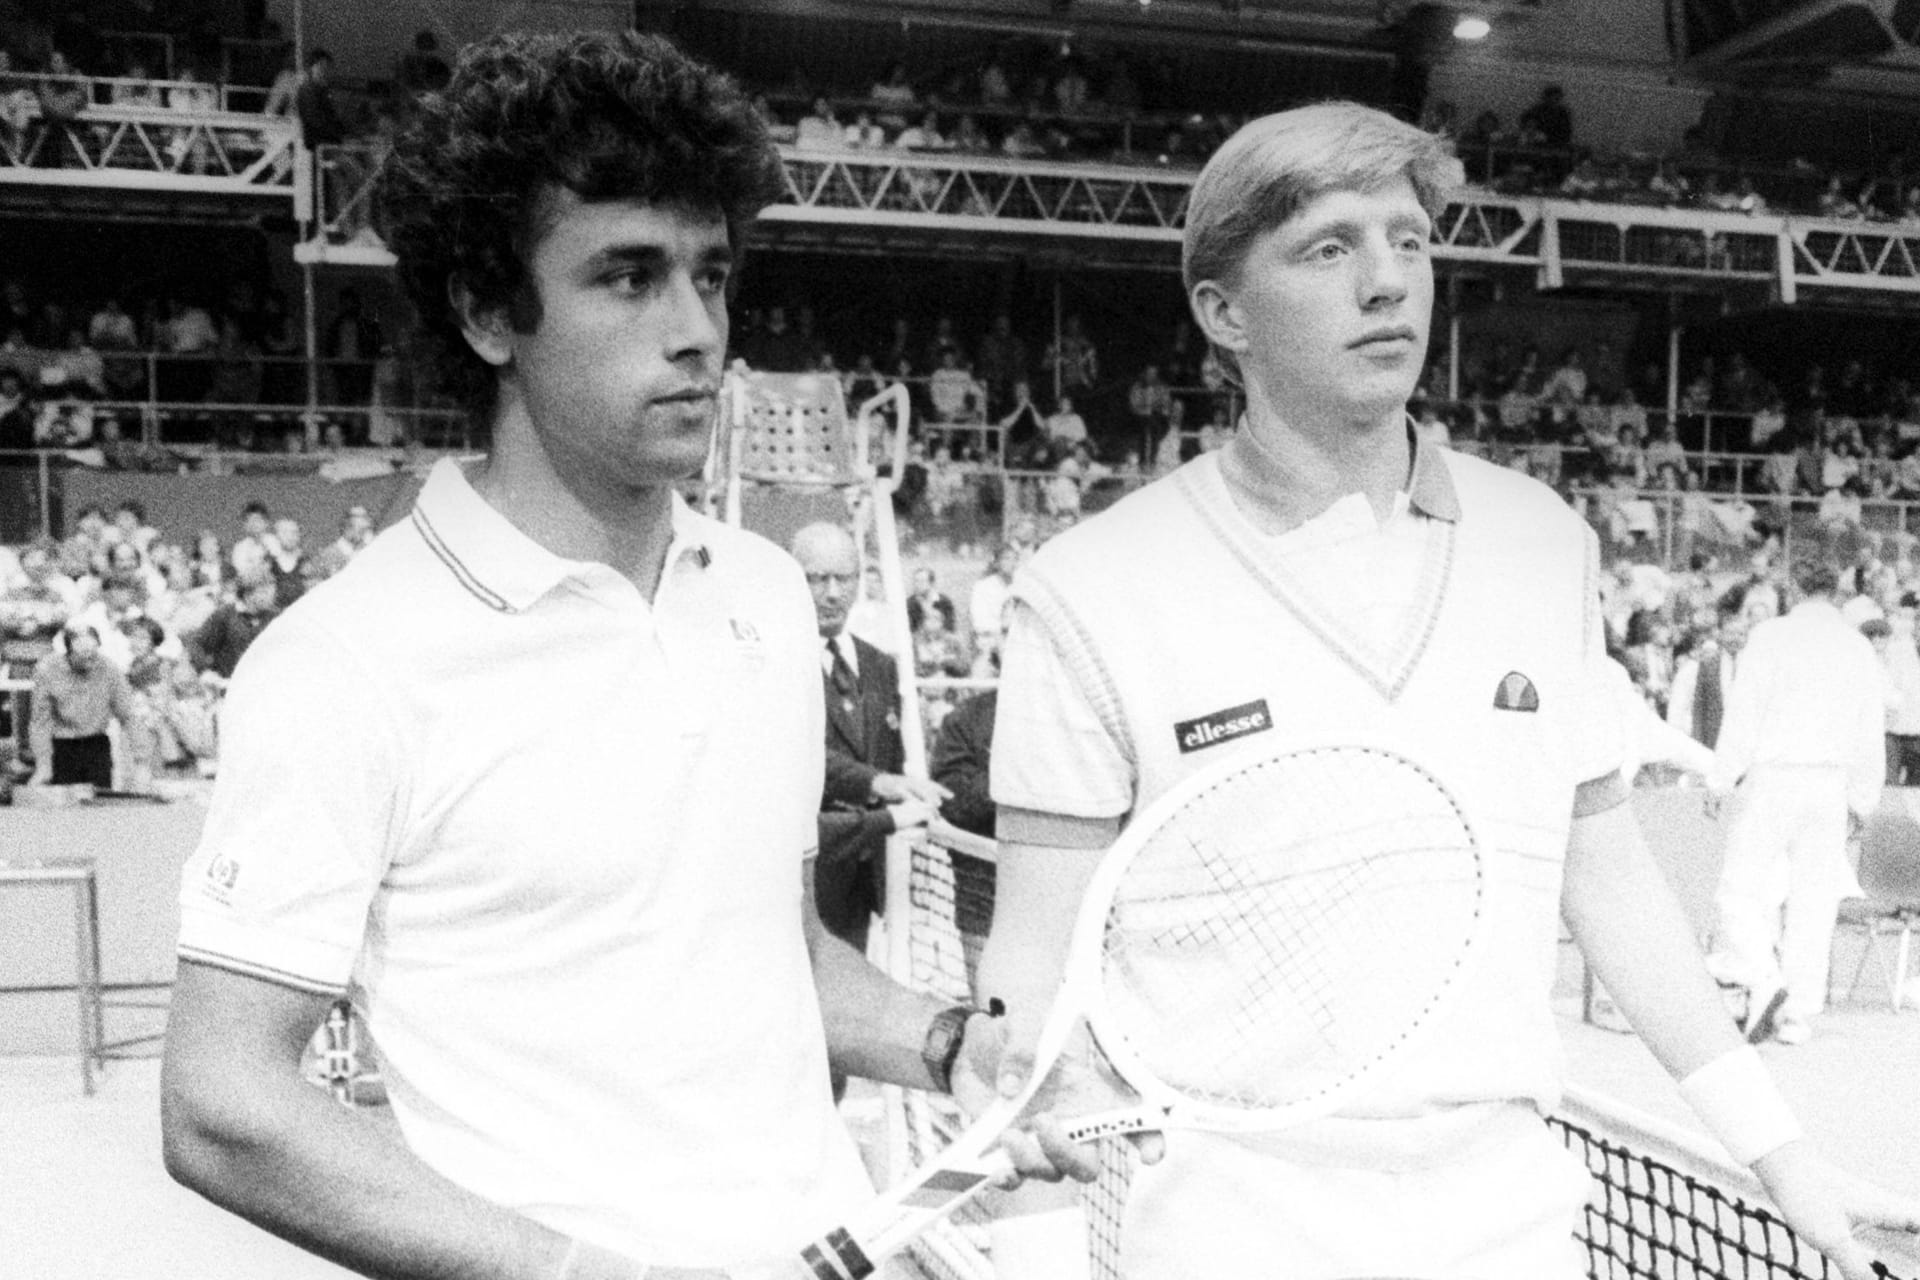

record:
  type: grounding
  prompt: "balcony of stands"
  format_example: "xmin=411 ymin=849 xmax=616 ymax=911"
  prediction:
xmin=0 ymin=66 xmax=299 ymax=221
xmin=293 ymin=126 xmax=1920 ymax=305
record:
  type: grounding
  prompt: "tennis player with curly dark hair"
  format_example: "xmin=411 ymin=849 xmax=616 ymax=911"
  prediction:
xmin=160 ymin=32 xmax=1078 ymax=1280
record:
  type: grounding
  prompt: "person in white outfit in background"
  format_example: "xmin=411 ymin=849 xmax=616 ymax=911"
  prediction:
xmin=1707 ymin=558 xmax=1885 ymax=1046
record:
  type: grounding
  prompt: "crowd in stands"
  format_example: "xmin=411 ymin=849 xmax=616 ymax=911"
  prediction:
xmin=0 ymin=496 xmax=377 ymax=790
xmin=0 ymin=273 xmax=418 ymax=454
xmin=6 ymin=4 xmax=1920 ymax=226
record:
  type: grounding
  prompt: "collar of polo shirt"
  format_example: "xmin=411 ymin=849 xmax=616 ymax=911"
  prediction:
xmin=409 ymin=459 xmax=709 ymax=614
xmin=1222 ymin=413 xmax=1462 ymax=525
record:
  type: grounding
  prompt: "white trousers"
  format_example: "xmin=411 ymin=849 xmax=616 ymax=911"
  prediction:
xmin=1713 ymin=767 xmax=1851 ymax=1019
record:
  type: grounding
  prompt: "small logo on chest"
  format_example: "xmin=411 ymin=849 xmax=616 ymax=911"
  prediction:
xmin=1493 ymin=671 xmax=1540 ymax=712
xmin=1174 ymin=699 xmax=1273 ymax=754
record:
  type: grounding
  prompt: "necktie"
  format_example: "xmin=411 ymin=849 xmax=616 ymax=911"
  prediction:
xmin=828 ymin=638 xmax=857 ymax=698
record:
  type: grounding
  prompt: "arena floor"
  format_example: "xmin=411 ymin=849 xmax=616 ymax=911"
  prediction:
xmin=3 ymin=967 xmax=1917 ymax=1280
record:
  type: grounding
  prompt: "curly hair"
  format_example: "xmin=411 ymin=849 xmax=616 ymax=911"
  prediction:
xmin=380 ymin=31 xmax=782 ymax=426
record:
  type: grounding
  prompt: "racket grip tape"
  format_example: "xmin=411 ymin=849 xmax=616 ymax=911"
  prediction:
xmin=798 ymin=1229 xmax=873 ymax=1280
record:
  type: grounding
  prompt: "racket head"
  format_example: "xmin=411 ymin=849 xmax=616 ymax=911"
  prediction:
xmin=1068 ymin=737 xmax=1491 ymax=1133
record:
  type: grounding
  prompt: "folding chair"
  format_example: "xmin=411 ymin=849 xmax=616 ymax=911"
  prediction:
xmin=1836 ymin=799 xmax=1920 ymax=1009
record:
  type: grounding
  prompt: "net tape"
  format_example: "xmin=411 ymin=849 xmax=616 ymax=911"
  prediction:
xmin=893 ymin=833 xmax=1912 ymax=1280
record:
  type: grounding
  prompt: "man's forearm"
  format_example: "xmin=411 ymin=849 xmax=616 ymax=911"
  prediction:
xmin=161 ymin=968 xmax=637 ymax=1280
xmin=1561 ymin=799 xmax=1745 ymax=1079
xmin=810 ymin=920 xmax=951 ymax=1091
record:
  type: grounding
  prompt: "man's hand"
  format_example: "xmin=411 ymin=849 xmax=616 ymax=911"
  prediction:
xmin=1754 ymin=1140 xmax=1920 ymax=1280
xmin=885 ymin=798 xmax=940 ymax=836
xmin=870 ymin=772 xmax=951 ymax=808
xmin=947 ymin=1010 xmax=1164 ymax=1188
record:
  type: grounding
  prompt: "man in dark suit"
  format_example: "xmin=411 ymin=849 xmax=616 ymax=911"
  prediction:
xmin=790 ymin=523 xmax=947 ymax=955
xmin=1667 ymin=599 xmax=1747 ymax=749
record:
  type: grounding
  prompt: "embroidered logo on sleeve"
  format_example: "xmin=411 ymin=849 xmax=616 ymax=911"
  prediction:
xmin=727 ymin=617 xmax=767 ymax=670
xmin=202 ymin=854 xmax=242 ymax=905
xmin=1493 ymin=671 xmax=1540 ymax=712
xmin=1174 ymin=699 xmax=1273 ymax=754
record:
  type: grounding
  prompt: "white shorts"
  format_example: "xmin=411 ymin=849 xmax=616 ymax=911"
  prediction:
xmin=1118 ymin=1105 xmax=1590 ymax=1280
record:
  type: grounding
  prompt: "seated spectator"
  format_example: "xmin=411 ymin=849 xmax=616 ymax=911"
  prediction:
xmin=950 ymin=113 xmax=991 ymax=154
xmin=843 ymin=110 xmax=886 ymax=149
xmin=1817 ymin=174 xmax=1863 ymax=220
xmin=315 ymin=505 xmax=377 ymax=578
xmin=905 ymin=567 xmax=956 ymax=637
xmin=927 ymin=348 xmax=984 ymax=424
xmin=793 ymin=98 xmax=841 ymax=149
xmin=912 ymin=606 xmax=969 ymax=680
xmin=0 ymin=540 xmax=74 ymax=670
xmin=967 ymin=543 xmax=1018 ymax=663
xmin=113 ymin=58 xmax=163 ymax=109
xmin=893 ymin=110 xmax=948 ymax=152
xmin=48 ymin=327 xmax=106 ymax=397
xmin=268 ymin=516 xmax=316 ymax=606
xmin=1043 ymin=393 xmax=1088 ymax=454
xmin=229 ymin=500 xmax=280 ymax=579
xmin=33 ymin=374 xmax=94 ymax=446
xmin=121 ymin=616 xmax=216 ymax=781
xmin=929 ymin=685 xmax=997 ymax=839
xmin=923 ymin=446 xmax=968 ymax=522
xmin=149 ymin=551 xmax=220 ymax=643
xmin=186 ymin=566 xmax=280 ymax=681
xmin=1643 ymin=420 xmax=1686 ymax=478
xmin=1001 ymin=119 xmax=1045 ymax=159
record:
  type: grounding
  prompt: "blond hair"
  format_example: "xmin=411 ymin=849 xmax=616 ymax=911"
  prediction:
xmin=1183 ymin=102 xmax=1463 ymax=384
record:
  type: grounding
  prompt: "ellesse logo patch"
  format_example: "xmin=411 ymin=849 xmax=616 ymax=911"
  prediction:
xmin=1174 ymin=699 xmax=1273 ymax=754
xmin=1493 ymin=671 xmax=1540 ymax=712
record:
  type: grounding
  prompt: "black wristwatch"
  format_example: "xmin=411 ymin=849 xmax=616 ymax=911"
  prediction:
xmin=920 ymin=1003 xmax=981 ymax=1095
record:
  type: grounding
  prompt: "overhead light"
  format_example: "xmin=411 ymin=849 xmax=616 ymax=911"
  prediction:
xmin=1452 ymin=14 xmax=1491 ymax=39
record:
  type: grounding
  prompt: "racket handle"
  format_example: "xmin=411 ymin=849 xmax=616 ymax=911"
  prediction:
xmin=789 ymin=1148 xmax=1016 ymax=1279
xmin=1060 ymin=1105 xmax=1169 ymax=1145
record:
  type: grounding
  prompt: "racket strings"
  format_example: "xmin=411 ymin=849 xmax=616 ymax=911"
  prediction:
xmin=1096 ymin=748 xmax=1485 ymax=1115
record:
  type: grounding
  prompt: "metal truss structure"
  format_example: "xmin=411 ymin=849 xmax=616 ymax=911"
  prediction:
xmin=0 ymin=101 xmax=298 ymax=197
xmin=13 ymin=125 xmax=1915 ymax=304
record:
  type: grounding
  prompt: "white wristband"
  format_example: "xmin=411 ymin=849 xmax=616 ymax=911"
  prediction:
xmin=1678 ymin=1045 xmax=1803 ymax=1166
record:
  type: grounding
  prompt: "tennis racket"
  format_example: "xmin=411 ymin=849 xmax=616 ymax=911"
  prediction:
xmin=787 ymin=737 xmax=1492 ymax=1280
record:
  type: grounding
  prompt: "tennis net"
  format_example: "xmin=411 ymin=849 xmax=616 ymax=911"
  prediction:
xmin=881 ymin=824 xmax=1912 ymax=1280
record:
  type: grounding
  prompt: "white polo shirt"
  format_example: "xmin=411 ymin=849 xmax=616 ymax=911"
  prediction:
xmin=177 ymin=459 xmax=868 ymax=1268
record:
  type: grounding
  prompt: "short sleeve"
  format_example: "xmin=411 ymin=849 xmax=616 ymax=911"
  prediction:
xmin=176 ymin=613 xmax=405 ymax=993
xmin=989 ymin=592 xmax=1134 ymax=827
xmin=1564 ymin=526 xmax=1630 ymax=803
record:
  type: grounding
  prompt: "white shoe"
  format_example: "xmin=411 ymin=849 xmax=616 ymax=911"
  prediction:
xmin=1774 ymin=1016 xmax=1812 ymax=1046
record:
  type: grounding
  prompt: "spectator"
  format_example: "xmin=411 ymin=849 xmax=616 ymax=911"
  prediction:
xmin=1126 ymin=364 xmax=1173 ymax=458
xmin=158 ymin=293 xmax=220 ymax=406
xmin=843 ymin=109 xmax=885 ymax=149
xmin=1043 ymin=392 xmax=1087 ymax=456
xmin=316 ymin=504 xmax=377 ymax=577
xmin=974 ymin=313 xmax=1027 ymax=413
xmin=950 ymin=113 xmax=991 ymax=154
xmin=325 ymin=287 xmax=382 ymax=415
xmin=905 ymin=566 xmax=957 ymax=636
xmin=1519 ymin=84 xmax=1574 ymax=151
xmin=893 ymin=110 xmax=948 ymax=152
xmin=268 ymin=517 xmax=315 ymax=606
xmin=33 ymin=50 xmax=90 ymax=170
xmin=1001 ymin=119 xmax=1045 ymax=159
xmin=912 ymin=605 xmax=969 ymax=680
xmin=923 ymin=445 xmax=968 ymax=522
xmin=1043 ymin=313 xmax=1099 ymax=402
xmin=1883 ymin=592 xmax=1920 ymax=783
xmin=793 ymin=97 xmax=841 ymax=149
xmin=929 ymin=686 xmax=997 ymax=839
xmin=186 ymin=566 xmax=280 ymax=680
xmin=229 ymin=500 xmax=280 ymax=579
xmin=967 ymin=541 xmax=1019 ymax=661
xmin=27 ymin=621 xmax=136 ymax=789
xmin=927 ymin=347 xmax=984 ymax=424
xmin=869 ymin=61 xmax=916 ymax=133
xmin=262 ymin=44 xmax=300 ymax=116
xmin=294 ymin=49 xmax=347 ymax=149
xmin=0 ymin=540 xmax=74 ymax=669
xmin=997 ymin=378 xmax=1047 ymax=466
xmin=149 ymin=552 xmax=220 ymax=643
xmin=396 ymin=30 xmax=452 ymax=97
xmin=0 ymin=368 xmax=32 ymax=449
